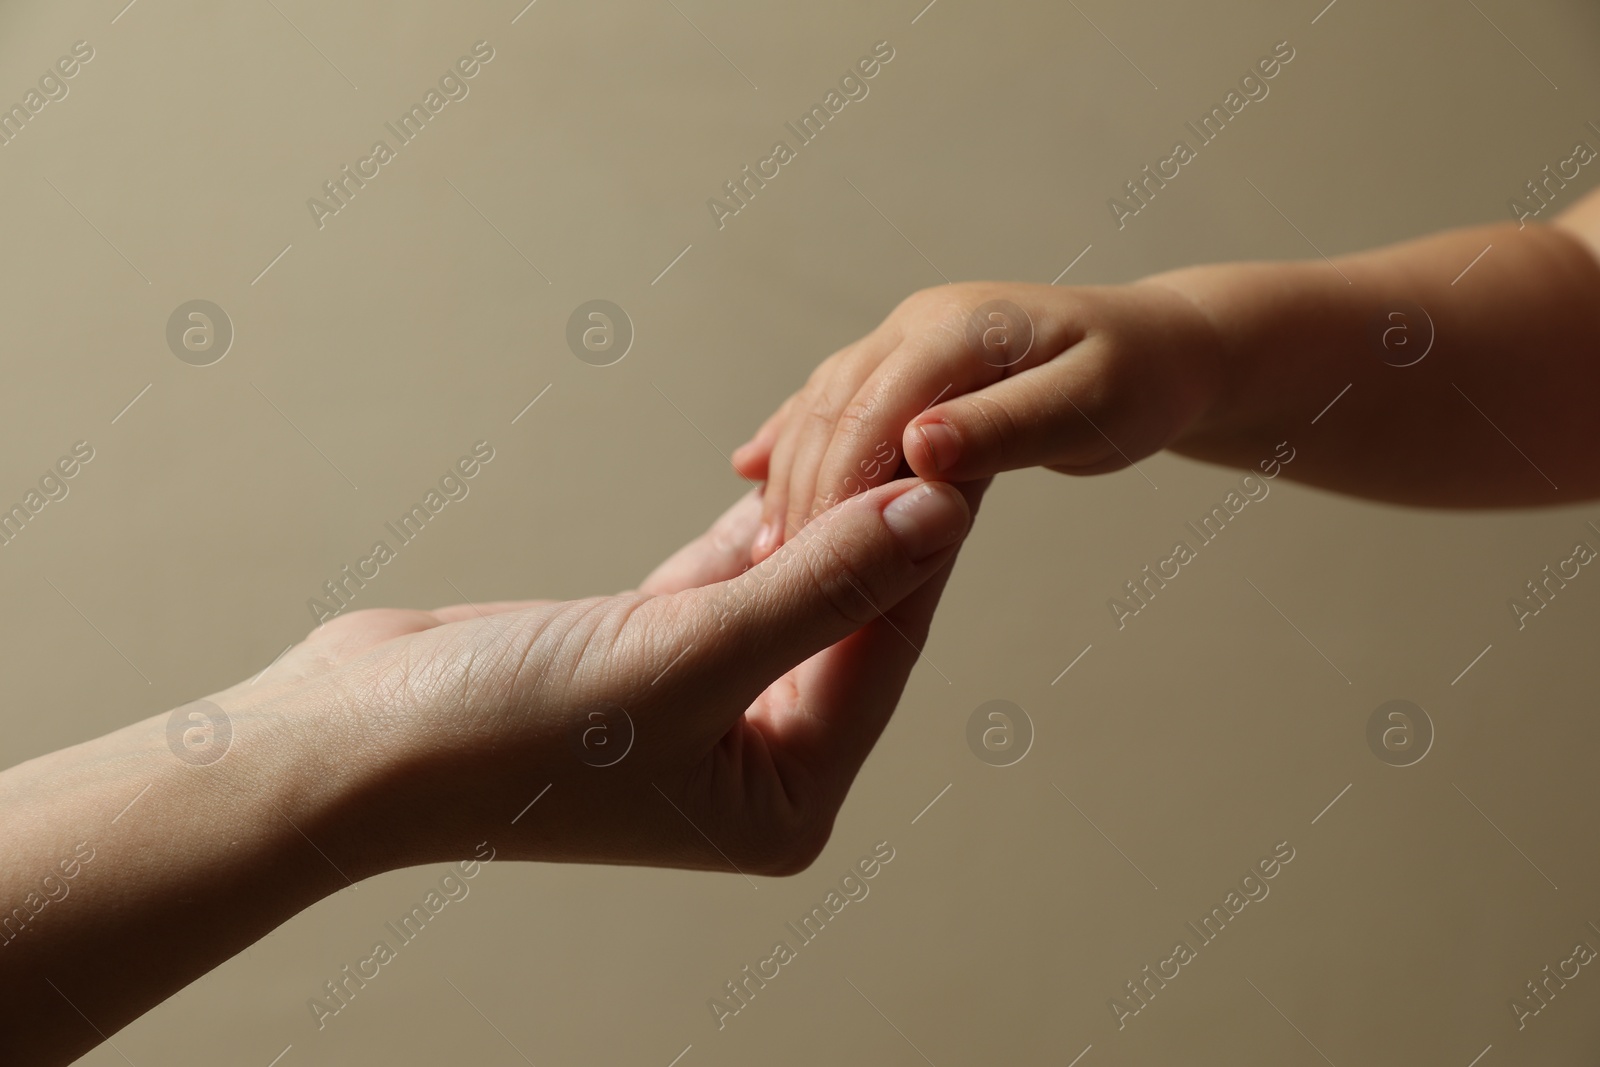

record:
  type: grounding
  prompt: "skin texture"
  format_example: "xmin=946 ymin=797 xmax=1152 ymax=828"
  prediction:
xmin=736 ymin=188 xmax=1600 ymax=564
xmin=0 ymin=477 xmax=984 ymax=1066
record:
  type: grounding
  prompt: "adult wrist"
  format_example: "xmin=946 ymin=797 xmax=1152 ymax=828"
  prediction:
xmin=195 ymin=681 xmax=418 ymax=885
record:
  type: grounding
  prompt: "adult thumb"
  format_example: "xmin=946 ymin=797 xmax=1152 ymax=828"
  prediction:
xmin=667 ymin=479 xmax=971 ymax=714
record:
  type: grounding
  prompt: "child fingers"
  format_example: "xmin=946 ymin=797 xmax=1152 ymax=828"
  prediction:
xmin=756 ymin=336 xmax=896 ymax=559
xmin=762 ymin=389 xmax=846 ymax=559
xmin=731 ymin=395 xmax=795 ymax=481
xmin=752 ymin=411 xmax=802 ymax=563
xmin=805 ymin=335 xmax=1014 ymax=516
xmin=904 ymin=345 xmax=1132 ymax=480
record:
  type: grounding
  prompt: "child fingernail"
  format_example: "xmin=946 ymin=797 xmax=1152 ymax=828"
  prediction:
xmin=752 ymin=520 xmax=778 ymax=558
xmin=882 ymin=483 xmax=970 ymax=562
xmin=917 ymin=422 xmax=961 ymax=474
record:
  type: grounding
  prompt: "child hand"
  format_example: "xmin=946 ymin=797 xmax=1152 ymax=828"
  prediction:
xmin=731 ymin=281 xmax=1226 ymax=562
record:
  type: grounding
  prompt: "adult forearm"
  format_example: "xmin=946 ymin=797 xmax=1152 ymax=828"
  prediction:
xmin=0 ymin=475 xmax=978 ymax=1065
xmin=0 ymin=690 xmax=393 ymax=1066
xmin=1151 ymin=219 xmax=1600 ymax=506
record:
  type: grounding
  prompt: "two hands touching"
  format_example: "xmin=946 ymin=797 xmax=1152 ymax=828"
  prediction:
xmin=11 ymin=189 xmax=1600 ymax=1063
xmin=732 ymin=280 xmax=1222 ymax=562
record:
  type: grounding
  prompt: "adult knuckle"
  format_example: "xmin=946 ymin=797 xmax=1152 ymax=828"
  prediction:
xmin=758 ymin=825 xmax=831 ymax=877
xmin=739 ymin=813 xmax=832 ymax=877
xmin=797 ymin=533 xmax=877 ymax=630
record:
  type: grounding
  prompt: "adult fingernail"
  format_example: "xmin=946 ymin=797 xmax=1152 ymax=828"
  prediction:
xmin=882 ymin=483 xmax=970 ymax=562
xmin=916 ymin=421 xmax=962 ymax=474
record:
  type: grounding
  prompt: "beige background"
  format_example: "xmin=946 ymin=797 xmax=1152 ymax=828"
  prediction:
xmin=4 ymin=0 xmax=1600 ymax=1063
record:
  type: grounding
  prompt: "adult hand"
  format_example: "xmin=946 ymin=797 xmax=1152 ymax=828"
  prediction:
xmin=309 ymin=475 xmax=984 ymax=876
xmin=2 ymin=476 xmax=983 ymax=1066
